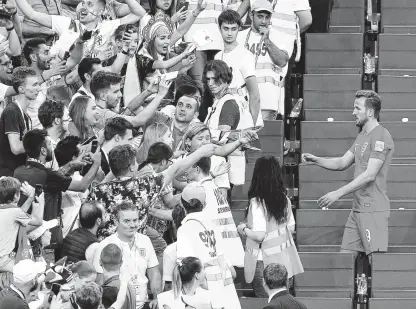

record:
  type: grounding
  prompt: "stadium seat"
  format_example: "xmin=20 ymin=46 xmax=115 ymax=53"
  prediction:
xmin=329 ymin=0 xmax=365 ymax=33
xmin=382 ymin=0 xmax=416 ymax=34
xmin=296 ymin=209 xmax=416 ymax=252
xmin=306 ymin=33 xmax=364 ymax=74
xmin=301 ymin=121 xmax=416 ymax=164
xmin=240 ymin=297 xmax=267 ymax=309
xmin=245 ymin=120 xmax=283 ymax=164
xmin=369 ymin=298 xmax=416 ymax=309
xmin=379 ymin=34 xmax=416 ymax=76
xmin=297 ymin=297 xmax=352 ymax=309
xmin=295 ymin=253 xmax=354 ymax=298
xmin=372 ymin=253 xmax=416 ymax=298
xmin=304 ymin=74 xmax=361 ymax=112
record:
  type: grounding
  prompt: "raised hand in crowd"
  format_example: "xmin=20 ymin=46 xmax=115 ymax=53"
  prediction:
xmin=171 ymin=5 xmax=188 ymax=24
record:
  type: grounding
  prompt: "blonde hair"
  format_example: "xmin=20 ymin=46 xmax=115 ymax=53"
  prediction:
xmin=136 ymin=122 xmax=170 ymax=164
xmin=181 ymin=122 xmax=211 ymax=152
xmin=69 ymin=96 xmax=95 ymax=142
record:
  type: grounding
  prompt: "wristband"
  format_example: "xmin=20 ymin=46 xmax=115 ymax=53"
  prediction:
xmin=6 ymin=26 xmax=14 ymax=32
xmin=192 ymin=10 xmax=199 ymax=17
xmin=41 ymin=74 xmax=46 ymax=83
xmin=121 ymin=49 xmax=129 ymax=55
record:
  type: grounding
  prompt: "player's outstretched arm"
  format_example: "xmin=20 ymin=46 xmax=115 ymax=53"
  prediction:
xmin=302 ymin=150 xmax=354 ymax=171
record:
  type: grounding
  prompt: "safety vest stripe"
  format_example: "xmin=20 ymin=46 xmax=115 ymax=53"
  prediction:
xmin=270 ymin=24 xmax=297 ymax=36
xmin=272 ymin=12 xmax=297 ymax=22
xmin=192 ymin=17 xmax=218 ymax=24
xmin=204 ymin=259 xmax=219 ymax=267
xmin=263 ymin=239 xmax=293 ymax=256
xmin=189 ymin=3 xmax=223 ymax=11
xmin=221 ymin=231 xmax=240 ymax=239
xmin=206 ymin=273 xmax=234 ymax=286
xmin=256 ymin=63 xmax=283 ymax=73
xmin=257 ymin=76 xmax=284 ymax=87
xmin=213 ymin=217 xmax=235 ymax=225
xmin=265 ymin=226 xmax=288 ymax=238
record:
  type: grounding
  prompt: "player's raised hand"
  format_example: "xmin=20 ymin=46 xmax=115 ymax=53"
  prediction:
xmin=301 ymin=153 xmax=318 ymax=165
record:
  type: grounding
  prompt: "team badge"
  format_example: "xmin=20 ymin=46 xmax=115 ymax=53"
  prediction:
xmin=138 ymin=248 xmax=146 ymax=257
xmin=374 ymin=141 xmax=385 ymax=152
xmin=360 ymin=142 xmax=368 ymax=156
xmin=366 ymin=229 xmax=371 ymax=243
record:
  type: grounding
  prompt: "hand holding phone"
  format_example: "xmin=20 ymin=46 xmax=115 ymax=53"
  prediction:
xmin=35 ymin=184 xmax=43 ymax=197
xmin=81 ymin=30 xmax=93 ymax=41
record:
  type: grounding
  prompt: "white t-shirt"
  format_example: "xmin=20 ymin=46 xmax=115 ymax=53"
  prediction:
xmin=70 ymin=85 xmax=95 ymax=107
xmin=215 ymin=45 xmax=256 ymax=90
xmin=249 ymin=198 xmax=267 ymax=260
xmin=51 ymin=15 xmax=121 ymax=60
xmin=162 ymin=242 xmax=176 ymax=283
xmin=0 ymin=83 xmax=8 ymax=116
xmin=158 ymin=288 xmax=212 ymax=309
xmin=211 ymin=155 xmax=230 ymax=190
xmin=93 ymin=232 xmax=159 ymax=309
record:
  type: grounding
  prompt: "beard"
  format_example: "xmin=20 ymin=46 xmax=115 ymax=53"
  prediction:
xmin=356 ymin=117 xmax=368 ymax=128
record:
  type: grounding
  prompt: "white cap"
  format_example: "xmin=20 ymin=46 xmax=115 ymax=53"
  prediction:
xmin=27 ymin=219 xmax=58 ymax=241
xmin=13 ymin=260 xmax=46 ymax=284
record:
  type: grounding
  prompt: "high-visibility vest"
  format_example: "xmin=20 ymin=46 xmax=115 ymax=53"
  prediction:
xmin=204 ymin=93 xmax=247 ymax=185
xmin=244 ymin=198 xmax=304 ymax=283
xmin=199 ymin=177 xmax=245 ymax=267
xmin=176 ymin=213 xmax=241 ymax=309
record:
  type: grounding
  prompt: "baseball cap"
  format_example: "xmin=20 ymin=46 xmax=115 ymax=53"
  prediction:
xmin=252 ymin=0 xmax=274 ymax=13
xmin=181 ymin=182 xmax=206 ymax=207
xmin=13 ymin=260 xmax=46 ymax=284
xmin=28 ymin=219 xmax=59 ymax=241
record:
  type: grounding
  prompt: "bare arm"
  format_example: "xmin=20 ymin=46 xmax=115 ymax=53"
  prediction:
xmin=124 ymin=89 xmax=152 ymax=113
xmin=148 ymin=208 xmax=172 ymax=221
xmin=161 ymin=192 xmax=180 ymax=208
xmin=14 ymin=0 xmax=52 ymax=28
xmin=65 ymin=39 xmax=85 ymax=71
xmin=245 ymin=76 xmax=260 ymax=125
xmin=147 ymin=266 xmax=162 ymax=301
xmin=313 ymin=151 xmax=355 ymax=171
xmin=264 ymin=37 xmax=289 ymax=67
xmin=68 ymin=150 xmax=101 ymax=192
xmin=236 ymin=0 xmax=250 ymax=18
xmin=119 ymin=0 xmax=146 ymax=25
xmin=8 ymin=134 xmax=25 ymax=155
xmin=296 ymin=10 xmax=312 ymax=33
xmin=153 ymin=52 xmax=188 ymax=70
xmin=27 ymin=193 xmax=44 ymax=226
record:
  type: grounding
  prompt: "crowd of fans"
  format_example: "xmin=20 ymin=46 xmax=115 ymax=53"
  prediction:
xmin=0 ymin=0 xmax=312 ymax=307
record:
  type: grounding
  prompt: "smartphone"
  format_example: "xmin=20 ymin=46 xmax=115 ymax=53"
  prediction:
xmin=177 ymin=0 xmax=189 ymax=11
xmin=35 ymin=184 xmax=43 ymax=197
xmin=63 ymin=51 xmax=70 ymax=61
xmin=81 ymin=30 xmax=93 ymax=41
xmin=91 ymin=140 xmax=98 ymax=153
xmin=51 ymin=283 xmax=61 ymax=296
xmin=81 ymin=136 xmax=96 ymax=146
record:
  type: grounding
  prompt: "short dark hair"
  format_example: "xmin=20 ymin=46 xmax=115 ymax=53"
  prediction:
xmin=75 ymin=282 xmax=102 ymax=309
xmin=355 ymin=90 xmax=382 ymax=119
xmin=203 ymin=60 xmax=233 ymax=86
xmin=90 ymin=71 xmax=122 ymax=98
xmin=78 ymin=58 xmax=101 ymax=84
xmin=54 ymin=135 xmax=81 ymax=167
xmin=115 ymin=201 xmax=137 ymax=220
xmin=38 ymin=100 xmax=65 ymax=129
xmin=218 ymin=9 xmax=242 ymax=28
xmin=114 ymin=24 xmax=138 ymax=42
xmin=104 ymin=117 xmax=133 ymax=141
xmin=12 ymin=67 xmax=37 ymax=93
xmin=193 ymin=157 xmax=211 ymax=175
xmin=263 ymin=263 xmax=288 ymax=290
xmin=100 ymin=244 xmax=123 ymax=272
xmin=71 ymin=260 xmax=97 ymax=279
xmin=23 ymin=38 xmax=46 ymax=65
xmin=79 ymin=201 xmax=103 ymax=229
xmin=23 ymin=129 xmax=48 ymax=159
xmin=109 ymin=144 xmax=136 ymax=177
xmin=0 ymin=177 xmax=21 ymax=204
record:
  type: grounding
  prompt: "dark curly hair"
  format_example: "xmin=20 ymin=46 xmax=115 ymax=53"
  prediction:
xmin=246 ymin=156 xmax=288 ymax=224
xmin=203 ymin=60 xmax=233 ymax=87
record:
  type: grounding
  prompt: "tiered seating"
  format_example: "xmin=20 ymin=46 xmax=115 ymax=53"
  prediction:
xmin=239 ymin=297 xmax=352 ymax=309
xmin=295 ymin=253 xmax=354 ymax=297
xmin=306 ymin=33 xmax=363 ymax=74
xmin=296 ymin=208 xmax=416 ymax=253
xmin=378 ymin=34 xmax=416 ymax=76
xmin=381 ymin=0 xmax=416 ymax=34
xmin=369 ymin=299 xmax=415 ymax=309
xmin=303 ymin=75 xmax=361 ymax=121
xmin=329 ymin=0 xmax=365 ymax=33
xmin=372 ymin=253 xmax=416 ymax=298
xmin=377 ymin=76 xmax=416 ymax=122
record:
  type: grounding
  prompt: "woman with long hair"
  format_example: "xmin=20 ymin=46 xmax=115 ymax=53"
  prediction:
xmin=158 ymin=257 xmax=212 ymax=309
xmin=136 ymin=122 xmax=174 ymax=164
xmin=68 ymin=96 xmax=100 ymax=142
xmin=237 ymin=156 xmax=303 ymax=297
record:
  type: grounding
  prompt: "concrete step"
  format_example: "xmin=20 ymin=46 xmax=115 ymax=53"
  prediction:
xmin=304 ymin=74 xmax=361 ymax=109
xmin=330 ymin=7 xmax=364 ymax=28
xmin=369 ymin=298 xmax=416 ymax=309
xmin=379 ymin=34 xmax=416 ymax=72
xmin=298 ymin=245 xmax=416 ymax=253
xmin=295 ymin=252 xmax=354 ymax=298
xmin=306 ymin=33 xmax=363 ymax=74
xmin=304 ymin=109 xmax=416 ymax=121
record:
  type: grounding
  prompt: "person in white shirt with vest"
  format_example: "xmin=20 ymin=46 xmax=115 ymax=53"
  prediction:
xmin=238 ymin=0 xmax=292 ymax=120
xmin=175 ymin=183 xmax=240 ymax=309
xmin=184 ymin=156 xmax=244 ymax=268
xmin=214 ymin=9 xmax=261 ymax=127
